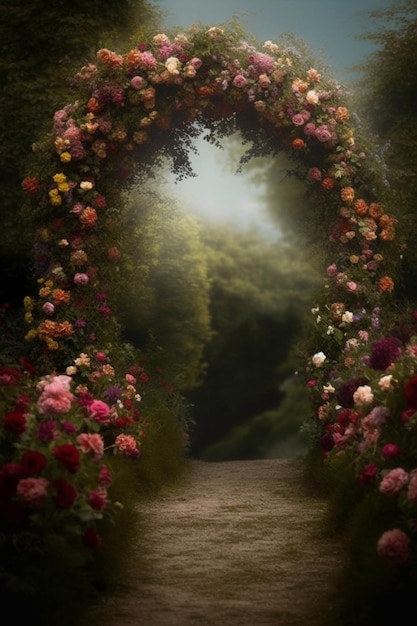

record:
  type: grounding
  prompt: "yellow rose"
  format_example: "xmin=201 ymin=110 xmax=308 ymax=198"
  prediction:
xmin=60 ymin=151 xmax=72 ymax=163
xmin=53 ymin=172 xmax=67 ymax=184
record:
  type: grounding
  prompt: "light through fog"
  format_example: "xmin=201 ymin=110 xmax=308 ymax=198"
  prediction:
xmin=162 ymin=135 xmax=283 ymax=241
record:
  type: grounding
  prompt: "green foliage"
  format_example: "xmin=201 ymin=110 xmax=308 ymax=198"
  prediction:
xmin=202 ymin=375 xmax=310 ymax=461
xmin=185 ymin=222 xmax=321 ymax=456
xmin=118 ymin=189 xmax=212 ymax=392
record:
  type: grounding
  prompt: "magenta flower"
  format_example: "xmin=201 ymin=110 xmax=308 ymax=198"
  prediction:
xmin=382 ymin=443 xmax=400 ymax=459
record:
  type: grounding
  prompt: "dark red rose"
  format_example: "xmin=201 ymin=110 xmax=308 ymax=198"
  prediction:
xmin=358 ymin=464 xmax=378 ymax=486
xmin=369 ymin=337 xmax=402 ymax=371
xmin=0 ymin=366 xmax=23 ymax=385
xmin=53 ymin=444 xmax=81 ymax=473
xmin=3 ymin=410 xmax=27 ymax=434
xmin=19 ymin=450 xmax=48 ymax=476
xmin=52 ymin=478 xmax=77 ymax=509
xmin=404 ymin=376 xmax=417 ymax=408
xmin=83 ymin=527 xmax=101 ymax=549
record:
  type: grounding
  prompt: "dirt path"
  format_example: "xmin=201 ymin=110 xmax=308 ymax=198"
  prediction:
xmin=83 ymin=459 xmax=346 ymax=626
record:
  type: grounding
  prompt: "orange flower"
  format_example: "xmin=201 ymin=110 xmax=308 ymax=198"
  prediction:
xmin=87 ymin=98 xmax=103 ymax=114
xmin=377 ymin=276 xmax=394 ymax=293
xmin=52 ymin=289 xmax=71 ymax=305
xmin=380 ymin=229 xmax=395 ymax=242
xmin=379 ymin=214 xmax=397 ymax=229
xmin=335 ymin=106 xmax=349 ymax=122
xmin=321 ymin=177 xmax=335 ymax=191
xmin=292 ymin=138 xmax=305 ymax=150
xmin=368 ymin=202 xmax=382 ymax=219
xmin=354 ymin=199 xmax=368 ymax=217
xmin=340 ymin=187 xmax=355 ymax=203
xmin=80 ymin=207 xmax=98 ymax=227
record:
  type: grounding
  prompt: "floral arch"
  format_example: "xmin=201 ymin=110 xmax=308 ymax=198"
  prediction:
xmin=4 ymin=24 xmax=417 ymax=586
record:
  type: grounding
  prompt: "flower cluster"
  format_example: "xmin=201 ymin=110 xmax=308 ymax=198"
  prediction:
xmin=0 ymin=353 xmax=147 ymax=547
xmin=306 ymin=307 xmax=417 ymax=568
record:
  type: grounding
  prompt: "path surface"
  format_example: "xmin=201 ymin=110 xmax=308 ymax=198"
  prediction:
xmin=84 ymin=459 xmax=345 ymax=626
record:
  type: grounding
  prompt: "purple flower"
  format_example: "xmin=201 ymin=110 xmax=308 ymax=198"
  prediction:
xmin=103 ymin=385 xmax=122 ymax=404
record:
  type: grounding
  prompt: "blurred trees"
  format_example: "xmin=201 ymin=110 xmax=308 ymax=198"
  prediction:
xmin=185 ymin=222 xmax=321 ymax=457
xmin=118 ymin=189 xmax=212 ymax=392
xmin=353 ymin=0 xmax=417 ymax=298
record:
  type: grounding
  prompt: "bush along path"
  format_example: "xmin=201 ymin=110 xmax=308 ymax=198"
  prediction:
xmin=80 ymin=458 xmax=347 ymax=626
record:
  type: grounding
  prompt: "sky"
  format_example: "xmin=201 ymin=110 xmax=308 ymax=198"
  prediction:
xmin=152 ymin=0 xmax=392 ymax=237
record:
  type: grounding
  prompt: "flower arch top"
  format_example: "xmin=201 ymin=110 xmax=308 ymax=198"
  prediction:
xmin=22 ymin=24 xmax=396 ymax=374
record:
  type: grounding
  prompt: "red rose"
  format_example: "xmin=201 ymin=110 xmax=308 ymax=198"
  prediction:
xmin=53 ymin=444 xmax=81 ymax=473
xmin=404 ymin=375 xmax=417 ymax=408
xmin=52 ymin=478 xmax=77 ymax=509
xmin=3 ymin=410 xmax=27 ymax=434
xmin=19 ymin=450 xmax=48 ymax=476
xmin=83 ymin=527 xmax=101 ymax=549
xmin=358 ymin=464 xmax=378 ymax=486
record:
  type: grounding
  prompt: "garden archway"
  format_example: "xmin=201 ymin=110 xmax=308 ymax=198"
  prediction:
xmin=22 ymin=24 xmax=397 ymax=372
xmin=12 ymin=21 xmax=417 ymax=584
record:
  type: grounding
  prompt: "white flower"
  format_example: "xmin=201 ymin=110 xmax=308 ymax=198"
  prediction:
xmin=263 ymin=40 xmax=279 ymax=53
xmin=353 ymin=385 xmax=374 ymax=405
xmin=312 ymin=351 xmax=326 ymax=367
xmin=306 ymin=89 xmax=319 ymax=105
xmin=79 ymin=180 xmax=93 ymax=191
xmin=165 ymin=56 xmax=181 ymax=75
xmin=379 ymin=375 xmax=394 ymax=391
xmin=327 ymin=325 xmax=334 ymax=335
xmin=323 ymin=384 xmax=335 ymax=393
xmin=341 ymin=311 xmax=354 ymax=323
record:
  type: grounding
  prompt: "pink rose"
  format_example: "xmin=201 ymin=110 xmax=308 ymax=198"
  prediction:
xmin=233 ymin=75 xmax=248 ymax=88
xmin=314 ymin=125 xmax=332 ymax=142
xmin=17 ymin=477 xmax=49 ymax=507
xmin=88 ymin=400 xmax=111 ymax=424
xmin=38 ymin=379 xmax=74 ymax=415
xmin=98 ymin=464 xmax=113 ymax=488
xmin=308 ymin=167 xmax=322 ymax=181
xmin=114 ymin=434 xmax=140 ymax=458
xmin=346 ymin=281 xmax=357 ymax=292
xmin=42 ymin=302 xmax=55 ymax=315
xmin=87 ymin=489 xmax=108 ymax=511
xmin=77 ymin=433 xmax=104 ymax=457
xmin=74 ymin=273 xmax=89 ymax=285
xmin=377 ymin=529 xmax=411 ymax=565
xmin=326 ymin=264 xmax=338 ymax=277
xmin=304 ymin=122 xmax=316 ymax=135
xmin=407 ymin=469 xmax=417 ymax=502
xmin=379 ymin=468 xmax=408 ymax=496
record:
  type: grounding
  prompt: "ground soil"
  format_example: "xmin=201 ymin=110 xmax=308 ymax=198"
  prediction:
xmin=82 ymin=458 xmax=346 ymax=626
